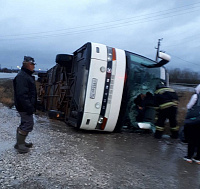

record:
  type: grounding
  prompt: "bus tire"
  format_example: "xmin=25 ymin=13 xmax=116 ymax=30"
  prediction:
xmin=56 ymin=54 xmax=73 ymax=67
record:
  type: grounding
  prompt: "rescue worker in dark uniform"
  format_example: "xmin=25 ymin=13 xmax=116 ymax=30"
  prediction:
xmin=154 ymin=82 xmax=179 ymax=139
xmin=13 ymin=56 xmax=37 ymax=153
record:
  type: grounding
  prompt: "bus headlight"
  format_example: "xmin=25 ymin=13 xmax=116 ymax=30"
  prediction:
xmin=100 ymin=66 xmax=106 ymax=72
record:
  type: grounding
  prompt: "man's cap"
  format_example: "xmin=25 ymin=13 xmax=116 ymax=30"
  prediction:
xmin=23 ymin=56 xmax=36 ymax=65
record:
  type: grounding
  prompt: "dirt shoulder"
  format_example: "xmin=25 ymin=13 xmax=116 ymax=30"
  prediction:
xmin=0 ymin=79 xmax=14 ymax=108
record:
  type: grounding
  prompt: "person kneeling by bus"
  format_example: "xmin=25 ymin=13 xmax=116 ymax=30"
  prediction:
xmin=134 ymin=92 xmax=155 ymax=123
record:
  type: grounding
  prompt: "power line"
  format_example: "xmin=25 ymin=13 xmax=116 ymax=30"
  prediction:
xmin=1 ymin=7 xmax=199 ymax=41
xmin=170 ymin=53 xmax=199 ymax=66
xmin=164 ymin=33 xmax=200 ymax=48
xmin=2 ymin=1 xmax=200 ymax=38
xmin=0 ymin=2 xmax=200 ymax=40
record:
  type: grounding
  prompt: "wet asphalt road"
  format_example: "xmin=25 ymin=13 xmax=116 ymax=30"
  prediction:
xmin=0 ymin=104 xmax=200 ymax=189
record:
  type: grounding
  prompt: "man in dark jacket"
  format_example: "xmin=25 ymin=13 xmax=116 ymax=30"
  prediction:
xmin=154 ymin=82 xmax=179 ymax=139
xmin=13 ymin=56 xmax=37 ymax=153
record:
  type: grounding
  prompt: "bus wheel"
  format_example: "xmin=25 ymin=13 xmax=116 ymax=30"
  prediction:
xmin=56 ymin=54 xmax=73 ymax=71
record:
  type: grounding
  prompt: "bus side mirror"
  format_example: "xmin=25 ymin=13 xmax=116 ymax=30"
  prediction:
xmin=141 ymin=52 xmax=171 ymax=68
xmin=158 ymin=52 xmax=171 ymax=62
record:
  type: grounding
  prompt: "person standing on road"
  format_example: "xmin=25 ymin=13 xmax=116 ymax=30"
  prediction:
xmin=183 ymin=84 xmax=200 ymax=164
xmin=13 ymin=56 xmax=37 ymax=153
xmin=154 ymin=82 xmax=179 ymax=139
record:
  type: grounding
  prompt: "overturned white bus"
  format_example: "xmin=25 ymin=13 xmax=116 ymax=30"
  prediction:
xmin=37 ymin=42 xmax=171 ymax=132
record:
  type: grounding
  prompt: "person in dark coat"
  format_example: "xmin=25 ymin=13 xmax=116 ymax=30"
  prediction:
xmin=134 ymin=92 xmax=155 ymax=122
xmin=13 ymin=56 xmax=37 ymax=153
xmin=183 ymin=84 xmax=200 ymax=164
xmin=154 ymin=82 xmax=179 ymax=139
xmin=134 ymin=93 xmax=146 ymax=122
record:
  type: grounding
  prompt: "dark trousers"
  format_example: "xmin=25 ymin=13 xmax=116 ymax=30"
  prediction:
xmin=184 ymin=124 xmax=200 ymax=158
xmin=136 ymin=108 xmax=145 ymax=122
xmin=156 ymin=106 xmax=177 ymax=129
xmin=19 ymin=112 xmax=34 ymax=133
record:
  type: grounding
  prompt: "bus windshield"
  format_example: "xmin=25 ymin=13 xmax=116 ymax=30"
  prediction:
xmin=124 ymin=51 xmax=166 ymax=128
xmin=128 ymin=52 xmax=158 ymax=66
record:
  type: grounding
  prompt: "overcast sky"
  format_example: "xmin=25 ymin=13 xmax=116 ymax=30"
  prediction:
xmin=0 ymin=0 xmax=200 ymax=72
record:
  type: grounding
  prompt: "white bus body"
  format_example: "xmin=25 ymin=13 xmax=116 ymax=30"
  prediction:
xmin=80 ymin=43 xmax=126 ymax=132
xmin=38 ymin=42 xmax=170 ymax=132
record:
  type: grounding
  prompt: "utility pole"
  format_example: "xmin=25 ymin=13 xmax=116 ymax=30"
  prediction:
xmin=155 ymin=38 xmax=163 ymax=62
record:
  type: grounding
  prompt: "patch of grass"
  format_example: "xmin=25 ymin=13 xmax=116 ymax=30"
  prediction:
xmin=176 ymin=91 xmax=193 ymax=127
xmin=0 ymin=79 xmax=14 ymax=108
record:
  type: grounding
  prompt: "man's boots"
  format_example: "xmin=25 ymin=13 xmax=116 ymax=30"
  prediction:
xmin=14 ymin=128 xmax=33 ymax=150
xmin=14 ymin=128 xmax=32 ymax=153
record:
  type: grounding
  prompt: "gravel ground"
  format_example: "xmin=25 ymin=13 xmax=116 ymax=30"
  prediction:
xmin=1 ymin=103 xmax=200 ymax=189
xmin=0 ymin=104 xmax=112 ymax=189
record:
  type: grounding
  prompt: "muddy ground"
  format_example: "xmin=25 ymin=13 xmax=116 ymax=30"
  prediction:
xmin=0 ymin=79 xmax=200 ymax=189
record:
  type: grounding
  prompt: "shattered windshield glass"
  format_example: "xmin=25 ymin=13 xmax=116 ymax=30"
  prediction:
xmin=124 ymin=52 xmax=165 ymax=129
